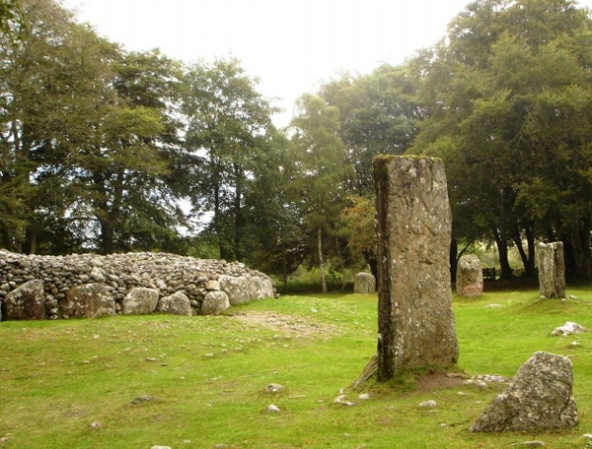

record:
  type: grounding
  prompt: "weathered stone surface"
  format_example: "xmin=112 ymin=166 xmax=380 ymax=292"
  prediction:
xmin=156 ymin=291 xmax=192 ymax=316
xmin=456 ymin=255 xmax=483 ymax=297
xmin=0 ymin=250 xmax=274 ymax=320
xmin=122 ymin=287 xmax=159 ymax=315
xmin=354 ymin=272 xmax=376 ymax=294
xmin=551 ymin=321 xmax=586 ymax=337
xmin=61 ymin=283 xmax=115 ymax=318
xmin=537 ymin=242 xmax=566 ymax=299
xmin=201 ymin=291 xmax=230 ymax=316
xmin=373 ymin=156 xmax=458 ymax=380
xmin=471 ymin=351 xmax=578 ymax=432
xmin=3 ymin=279 xmax=45 ymax=320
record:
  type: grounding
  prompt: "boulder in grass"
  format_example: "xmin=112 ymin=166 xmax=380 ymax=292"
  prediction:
xmin=201 ymin=291 xmax=230 ymax=316
xmin=121 ymin=288 xmax=159 ymax=315
xmin=471 ymin=351 xmax=577 ymax=432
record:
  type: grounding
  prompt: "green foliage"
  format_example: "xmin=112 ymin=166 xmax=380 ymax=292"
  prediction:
xmin=411 ymin=0 xmax=592 ymax=280
xmin=2 ymin=288 xmax=592 ymax=448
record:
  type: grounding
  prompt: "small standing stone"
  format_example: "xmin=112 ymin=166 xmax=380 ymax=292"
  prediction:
xmin=353 ymin=273 xmax=375 ymax=294
xmin=537 ymin=242 xmax=566 ymax=299
xmin=456 ymin=255 xmax=483 ymax=297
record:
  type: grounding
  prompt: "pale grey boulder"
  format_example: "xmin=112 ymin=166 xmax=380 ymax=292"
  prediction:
xmin=156 ymin=291 xmax=192 ymax=316
xmin=201 ymin=291 xmax=230 ymax=316
xmin=471 ymin=351 xmax=577 ymax=432
xmin=3 ymin=279 xmax=45 ymax=320
xmin=354 ymin=272 xmax=376 ymax=294
xmin=60 ymin=283 xmax=115 ymax=318
xmin=121 ymin=287 xmax=159 ymax=315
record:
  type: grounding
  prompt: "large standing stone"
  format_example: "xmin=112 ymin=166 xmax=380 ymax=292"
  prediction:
xmin=537 ymin=242 xmax=565 ymax=299
xmin=373 ymin=156 xmax=458 ymax=380
xmin=354 ymin=273 xmax=376 ymax=294
xmin=2 ymin=279 xmax=45 ymax=320
xmin=60 ymin=283 xmax=115 ymax=318
xmin=471 ymin=351 xmax=578 ymax=432
xmin=121 ymin=287 xmax=159 ymax=315
xmin=456 ymin=255 xmax=483 ymax=297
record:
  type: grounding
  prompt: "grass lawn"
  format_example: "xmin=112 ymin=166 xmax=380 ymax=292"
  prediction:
xmin=1 ymin=287 xmax=592 ymax=448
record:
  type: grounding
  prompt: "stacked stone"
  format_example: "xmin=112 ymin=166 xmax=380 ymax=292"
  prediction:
xmin=0 ymin=250 xmax=274 ymax=320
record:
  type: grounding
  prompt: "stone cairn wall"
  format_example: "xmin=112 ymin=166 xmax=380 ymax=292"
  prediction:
xmin=0 ymin=250 xmax=275 ymax=321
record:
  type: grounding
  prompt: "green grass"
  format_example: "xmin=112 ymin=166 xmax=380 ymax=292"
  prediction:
xmin=1 ymin=288 xmax=592 ymax=448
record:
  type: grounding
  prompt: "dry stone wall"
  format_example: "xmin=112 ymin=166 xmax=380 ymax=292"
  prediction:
xmin=0 ymin=250 xmax=275 ymax=320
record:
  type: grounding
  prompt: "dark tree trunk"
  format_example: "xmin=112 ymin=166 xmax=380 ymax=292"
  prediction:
xmin=512 ymin=222 xmax=536 ymax=278
xmin=493 ymin=227 xmax=513 ymax=281
xmin=562 ymin=216 xmax=592 ymax=281
xmin=450 ymin=239 xmax=458 ymax=283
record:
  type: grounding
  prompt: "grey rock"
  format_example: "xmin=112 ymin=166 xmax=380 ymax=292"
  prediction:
xmin=537 ymin=242 xmax=566 ymax=299
xmin=156 ymin=291 xmax=192 ymax=316
xmin=373 ymin=156 xmax=458 ymax=379
xmin=3 ymin=280 xmax=45 ymax=320
xmin=121 ymin=287 xmax=159 ymax=315
xmin=456 ymin=254 xmax=483 ymax=297
xmin=60 ymin=283 xmax=115 ymax=319
xmin=201 ymin=291 xmax=230 ymax=316
xmin=353 ymin=272 xmax=375 ymax=294
xmin=471 ymin=351 xmax=578 ymax=432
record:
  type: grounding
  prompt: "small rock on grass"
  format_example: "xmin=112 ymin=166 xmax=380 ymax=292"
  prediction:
xmin=510 ymin=441 xmax=545 ymax=447
xmin=418 ymin=400 xmax=437 ymax=408
xmin=267 ymin=404 xmax=280 ymax=413
xmin=265 ymin=383 xmax=285 ymax=393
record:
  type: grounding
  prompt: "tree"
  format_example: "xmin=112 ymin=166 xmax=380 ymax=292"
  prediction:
xmin=182 ymin=57 xmax=277 ymax=261
xmin=289 ymin=94 xmax=350 ymax=293
xmin=320 ymin=64 xmax=424 ymax=196
xmin=411 ymin=0 xmax=592 ymax=280
xmin=0 ymin=0 xmax=119 ymax=252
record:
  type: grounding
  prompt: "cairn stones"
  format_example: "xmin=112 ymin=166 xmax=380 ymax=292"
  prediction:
xmin=456 ymin=255 xmax=483 ymax=297
xmin=373 ymin=156 xmax=458 ymax=380
xmin=471 ymin=351 xmax=578 ymax=432
xmin=354 ymin=272 xmax=376 ymax=294
xmin=537 ymin=242 xmax=566 ymax=299
xmin=0 ymin=250 xmax=274 ymax=321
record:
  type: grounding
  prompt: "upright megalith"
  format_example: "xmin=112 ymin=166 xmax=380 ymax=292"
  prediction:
xmin=537 ymin=242 xmax=566 ymax=299
xmin=373 ymin=156 xmax=458 ymax=380
xmin=354 ymin=273 xmax=376 ymax=294
xmin=456 ymin=255 xmax=483 ymax=297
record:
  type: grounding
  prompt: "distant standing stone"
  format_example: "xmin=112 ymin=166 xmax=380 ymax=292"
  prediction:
xmin=354 ymin=272 xmax=375 ymax=294
xmin=471 ymin=351 xmax=578 ymax=432
xmin=456 ymin=255 xmax=483 ymax=297
xmin=537 ymin=242 xmax=566 ymax=299
xmin=373 ymin=156 xmax=459 ymax=380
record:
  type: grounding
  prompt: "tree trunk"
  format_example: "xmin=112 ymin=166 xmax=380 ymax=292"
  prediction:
xmin=493 ymin=227 xmax=512 ymax=281
xmin=562 ymin=216 xmax=592 ymax=281
xmin=100 ymin=219 xmax=115 ymax=255
xmin=318 ymin=227 xmax=327 ymax=294
xmin=450 ymin=239 xmax=458 ymax=283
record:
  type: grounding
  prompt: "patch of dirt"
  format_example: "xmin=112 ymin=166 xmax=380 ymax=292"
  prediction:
xmin=231 ymin=311 xmax=341 ymax=338
xmin=416 ymin=372 xmax=467 ymax=391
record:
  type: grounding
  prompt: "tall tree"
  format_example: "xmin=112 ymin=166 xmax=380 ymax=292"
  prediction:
xmin=411 ymin=0 xmax=592 ymax=280
xmin=0 ymin=0 xmax=118 ymax=252
xmin=289 ymin=94 xmax=350 ymax=293
xmin=182 ymin=57 xmax=277 ymax=261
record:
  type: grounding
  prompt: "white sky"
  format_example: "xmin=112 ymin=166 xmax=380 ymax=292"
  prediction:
xmin=61 ymin=0 xmax=592 ymax=127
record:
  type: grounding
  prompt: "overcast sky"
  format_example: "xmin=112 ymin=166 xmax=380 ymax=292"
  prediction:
xmin=61 ymin=0 xmax=592 ymax=127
